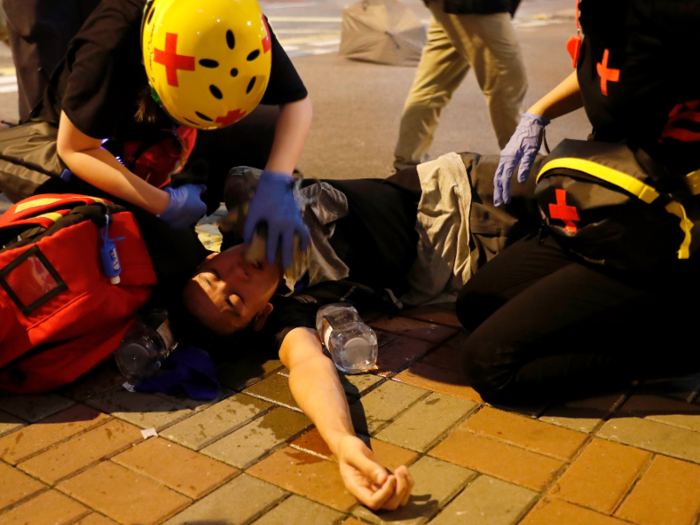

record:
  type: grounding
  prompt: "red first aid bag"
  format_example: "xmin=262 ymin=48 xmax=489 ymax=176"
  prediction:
xmin=0 ymin=194 xmax=157 ymax=393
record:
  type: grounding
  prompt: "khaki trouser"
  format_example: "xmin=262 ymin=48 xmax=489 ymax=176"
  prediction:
xmin=394 ymin=6 xmax=527 ymax=171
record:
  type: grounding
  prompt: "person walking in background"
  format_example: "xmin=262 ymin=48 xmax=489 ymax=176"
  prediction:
xmin=393 ymin=0 xmax=526 ymax=171
xmin=2 ymin=0 xmax=101 ymax=123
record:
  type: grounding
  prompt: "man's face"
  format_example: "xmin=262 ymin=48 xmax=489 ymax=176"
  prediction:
xmin=182 ymin=244 xmax=282 ymax=335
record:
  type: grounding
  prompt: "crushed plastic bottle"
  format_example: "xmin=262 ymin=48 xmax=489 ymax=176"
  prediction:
xmin=316 ymin=303 xmax=378 ymax=374
xmin=113 ymin=309 xmax=178 ymax=383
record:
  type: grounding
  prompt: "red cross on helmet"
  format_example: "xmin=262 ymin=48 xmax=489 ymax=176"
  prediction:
xmin=141 ymin=0 xmax=272 ymax=130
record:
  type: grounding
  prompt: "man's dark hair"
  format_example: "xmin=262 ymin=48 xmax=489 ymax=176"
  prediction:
xmin=167 ymin=298 xmax=273 ymax=364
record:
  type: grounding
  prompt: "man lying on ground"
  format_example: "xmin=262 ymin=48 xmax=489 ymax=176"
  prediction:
xmin=172 ymin=154 xmax=539 ymax=509
xmin=22 ymin=153 xmax=538 ymax=508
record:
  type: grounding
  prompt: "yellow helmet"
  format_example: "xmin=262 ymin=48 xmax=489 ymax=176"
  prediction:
xmin=142 ymin=0 xmax=272 ymax=130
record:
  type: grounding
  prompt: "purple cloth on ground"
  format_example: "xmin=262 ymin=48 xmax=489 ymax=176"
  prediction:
xmin=134 ymin=347 xmax=220 ymax=400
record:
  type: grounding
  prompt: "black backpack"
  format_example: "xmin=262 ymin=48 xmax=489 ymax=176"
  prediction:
xmin=535 ymin=139 xmax=700 ymax=270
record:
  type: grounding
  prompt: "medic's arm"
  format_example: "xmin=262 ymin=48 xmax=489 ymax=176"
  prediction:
xmin=279 ymin=327 xmax=414 ymax=510
xmin=528 ymin=71 xmax=584 ymax=121
xmin=56 ymin=110 xmax=171 ymax=214
xmin=264 ymin=96 xmax=313 ymax=175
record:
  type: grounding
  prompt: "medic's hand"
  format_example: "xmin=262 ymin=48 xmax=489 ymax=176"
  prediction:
xmin=337 ymin=435 xmax=414 ymax=510
xmin=243 ymin=170 xmax=310 ymax=268
xmin=493 ymin=113 xmax=549 ymax=206
xmin=158 ymin=184 xmax=207 ymax=229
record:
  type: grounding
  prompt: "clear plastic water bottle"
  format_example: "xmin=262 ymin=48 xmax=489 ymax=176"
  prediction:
xmin=316 ymin=303 xmax=378 ymax=374
xmin=114 ymin=309 xmax=178 ymax=383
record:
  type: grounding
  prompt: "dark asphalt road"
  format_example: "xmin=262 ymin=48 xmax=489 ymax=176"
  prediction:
xmin=0 ymin=0 xmax=588 ymax=191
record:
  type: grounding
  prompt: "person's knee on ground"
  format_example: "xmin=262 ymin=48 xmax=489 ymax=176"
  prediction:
xmin=458 ymin=328 xmax=518 ymax=402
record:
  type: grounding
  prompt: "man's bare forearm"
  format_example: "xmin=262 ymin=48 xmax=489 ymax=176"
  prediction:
xmin=279 ymin=327 xmax=355 ymax=454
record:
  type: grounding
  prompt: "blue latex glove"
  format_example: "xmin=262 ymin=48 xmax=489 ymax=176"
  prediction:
xmin=493 ymin=113 xmax=549 ymax=206
xmin=243 ymin=170 xmax=310 ymax=268
xmin=158 ymin=184 xmax=207 ymax=229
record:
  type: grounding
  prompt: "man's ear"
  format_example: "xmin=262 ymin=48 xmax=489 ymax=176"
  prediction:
xmin=252 ymin=303 xmax=274 ymax=332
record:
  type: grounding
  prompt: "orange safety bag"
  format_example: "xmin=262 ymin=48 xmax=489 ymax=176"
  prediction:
xmin=0 ymin=194 xmax=157 ymax=393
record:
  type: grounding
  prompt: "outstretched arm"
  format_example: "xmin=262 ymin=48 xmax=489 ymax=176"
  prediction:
xmin=279 ymin=327 xmax=414 ymax=510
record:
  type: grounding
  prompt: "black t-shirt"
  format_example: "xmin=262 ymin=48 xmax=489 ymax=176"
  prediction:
xmin=577 ymin=0 xmax=700 ymax=173
xmin=262 ymin=179 xmax=421 ymax=349
xmin=40 ymin=0 xmax=308 ymax=141
xmin=132 ymin=208 xmax=210 ymax=308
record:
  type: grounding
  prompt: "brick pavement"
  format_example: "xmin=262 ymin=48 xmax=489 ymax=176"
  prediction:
xmin=2 ymin=309 xmax=700 ymax=525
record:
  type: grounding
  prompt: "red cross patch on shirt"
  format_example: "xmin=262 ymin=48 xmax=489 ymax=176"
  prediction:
xmin=596 ymin=49 xmax=620 ymax=97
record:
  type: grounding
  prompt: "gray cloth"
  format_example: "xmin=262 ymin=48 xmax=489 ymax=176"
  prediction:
xmin=282 ymin=181 xmax=351 ymax=293
xmin=401 ymin=152 xmax=473 ymax=305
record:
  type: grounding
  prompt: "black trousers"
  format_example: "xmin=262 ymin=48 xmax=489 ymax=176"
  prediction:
xmin=456 ymin=232 xmax=700 ymax=404
xmin=3 ymin=0 xmax=101 ymax=122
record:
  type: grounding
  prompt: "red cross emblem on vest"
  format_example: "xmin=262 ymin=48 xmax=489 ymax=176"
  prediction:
xmin=596 ymin=49 xmax=619 ymax=97
xmin=549 ymin=189 xmax=580 ymax=232
xmin=216 ymin=109 xmax=247 ymax=127
xmin=154 ymin=33 xmax=196 ymax=88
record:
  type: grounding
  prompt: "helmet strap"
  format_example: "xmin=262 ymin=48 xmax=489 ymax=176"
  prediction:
xmin=150 ymin=86 xmax=163 ymax=106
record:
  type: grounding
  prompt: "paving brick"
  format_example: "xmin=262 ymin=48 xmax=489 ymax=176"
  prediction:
xmin=370 ymin=317 xmax=457 ymax=343
xmin=252 ymin=495 xmax=343 ymax=525
xmin=161 ymin=393 xmax=271 ymax=450
xmin=218 ymin=358 xmax=284 ymax=391
xmin=444 ymin=330 xmax=470 ymax=349
xmin=18 ymin=419 xmax=143 ymax=484
xmin=0 ymin=393 xmax=74 ymax=423
xmin=353 ymin=456 xmax=475 ymax=525
xmin=520 ymin=497 xmax=630 ymax=525
xmin=162 ymin=474 xmax=286 ymax=525
xmin=0 ymin=489 xmax=90 ymax=525
xmin=202 ymin=407 xmax=311 ymax=468
xmin=618 ymin=394 xmax=700 ymax=432
xmin=290 ymin=428 xmax=419 ymax=471
xmin=244 ymin=374 xmax=300 ymax=409
xmin=393 ymin=363 xmax=482 ymax=402
xmin=289 ymin=427 xmax=334 ymax=458
xmin=349 ymin=380 xmax=427 ymax=435
xmin=429 ymin=475 xmax=537 ymax=525
xmin=462 ymin=407 xmax=588 ymax=461
xmin=0 ymin=404 xmax=110 ymax=465
xmin=540 ymin=394 xmax=627 ymax=433
xmin=400 ymin=305 xmax=463 ymax=328
xmin=0 ymin=410 xmax=24 ymax=438
xmin=57 ymin=461 xmax=190 ymax=525
xmin=155 ymin=389 xmax=232 ymax=411
xmin=340 ymin=374 xmax=383 ymax=397
xmin=74 ymin=514 xmax=120 ymax=525
xmin=248 ymin=447 xmax=356 ymax=511
xmin=0 ymin=461 xmax=46 ymax=511
xmin=374 ymin=334 xmax=434 ymax=376
xmin=638 ymin=373 xmax=700 ymax=402
xmin=597 ymin=416 xmax=700 ymax=463
xmin=59 ymin=366 xmax=125 ymax=402
xmin=549 ymin=438 xmax=651 ymax=514
xmin=85 ymin=389 xmax=192 ymax=430
xmin=429 ymin=429 xmax=564 ymax=491
xmin=112 ymin=437 xmax=238 ymax=499
xmin=376 ymin=393 xmax=476 ymax=452
xmin=615 ymin=455 xmax=700 ymax=525
xmin=340 ymin=519 xmax=368 ymax=525
xmin=417 ymin=345 xmax=461 ymax=371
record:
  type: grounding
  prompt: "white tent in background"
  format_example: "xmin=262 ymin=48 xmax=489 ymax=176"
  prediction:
xmin=339 ymin=0 xmax=427 ymax=66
